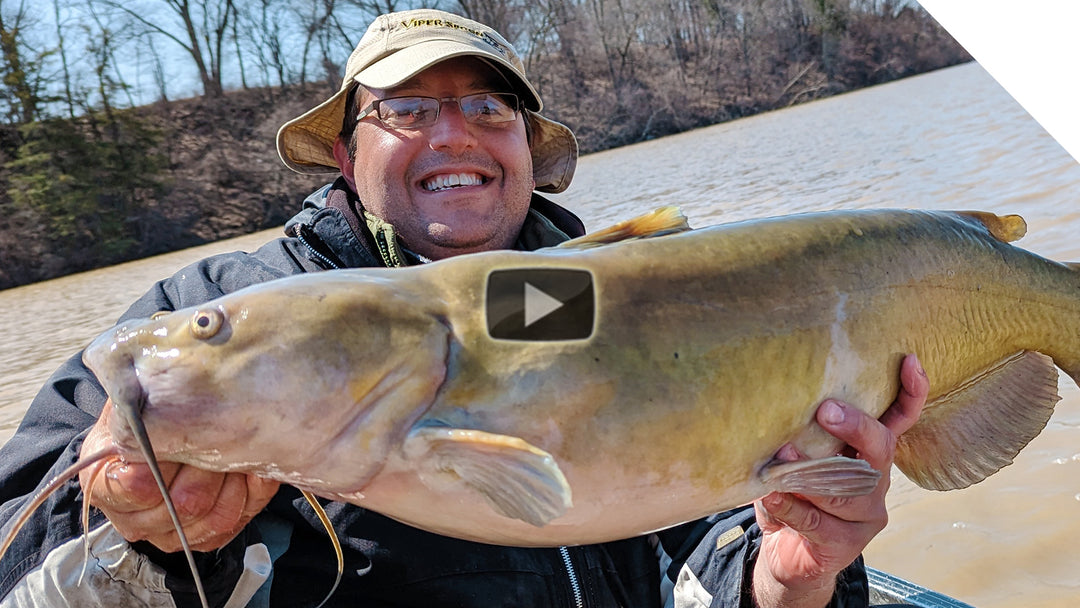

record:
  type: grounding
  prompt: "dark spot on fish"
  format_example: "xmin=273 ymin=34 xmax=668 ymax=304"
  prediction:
xmin=594 ymin=357 xmax=600 ymax=363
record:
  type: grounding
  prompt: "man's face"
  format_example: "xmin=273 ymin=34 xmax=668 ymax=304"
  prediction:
xmin=339 ymin=56 xmax=536 ymax=261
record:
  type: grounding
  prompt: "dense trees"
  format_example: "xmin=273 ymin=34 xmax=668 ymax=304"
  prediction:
xmin=0 ymin=0 xmax=968 ymax=288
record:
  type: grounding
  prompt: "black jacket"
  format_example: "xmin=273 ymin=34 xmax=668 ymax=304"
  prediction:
xmin=0 ymin=179 xmax=868 ymax=607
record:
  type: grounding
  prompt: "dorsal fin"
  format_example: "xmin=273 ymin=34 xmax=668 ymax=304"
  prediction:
xmin=557 ymin=206 xmax=691 ymax=249
xmin=957 ymin=210 xmax=1027 ymax=242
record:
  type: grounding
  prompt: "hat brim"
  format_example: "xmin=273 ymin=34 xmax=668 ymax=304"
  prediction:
xmin=528 ymin=112 xmax=577 ymax=193
xmin=276 ymin=88 xmax=350 ymax=175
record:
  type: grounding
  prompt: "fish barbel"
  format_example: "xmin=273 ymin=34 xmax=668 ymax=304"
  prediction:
xmin=71 ymin=208 xmax=1079 ymax=547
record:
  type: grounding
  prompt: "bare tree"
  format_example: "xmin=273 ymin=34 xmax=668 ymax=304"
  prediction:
xmin=142 ymin=31 xmax=171 ymax=102
xmin=0 ymin=0 xmax=45 ymax=124
xmin=93 ymin=0 xmax=237 ymax=97
xmin=51 ymin=0 xmax=78 ymax=118
xmin=234 ymin=0 xmax=290 ymax=92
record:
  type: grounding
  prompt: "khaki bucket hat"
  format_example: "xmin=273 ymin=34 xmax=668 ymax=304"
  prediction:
xmin=277 ymin=9 xmax=577 ymax=193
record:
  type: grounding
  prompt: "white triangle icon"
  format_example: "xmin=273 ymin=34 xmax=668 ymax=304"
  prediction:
xmin=523 ymin=282 xmax=564 ymax=327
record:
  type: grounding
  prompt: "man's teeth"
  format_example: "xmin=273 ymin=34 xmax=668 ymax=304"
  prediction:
xmin=423 ymin=173 xmax=483 ymax=192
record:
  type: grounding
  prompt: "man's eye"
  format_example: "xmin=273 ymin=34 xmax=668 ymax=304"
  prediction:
xmin=383 ymin=99 xmax=432 ymax=125
xmin=399 ymin=108 xmax=430 ymax=123
xmin=464 ymin=95 xmax=512 ymax=121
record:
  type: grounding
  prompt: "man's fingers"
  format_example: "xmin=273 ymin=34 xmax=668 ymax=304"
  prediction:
xmin=879 ymin=353 xmax=928 ymax=435
xmin=244 ymin=476 xmax=282 ymax=517
xmin=816 ymin=400 xmax=895 ymax=472
xmin=89 ymin=460 xmax=182 ymax=512
xmin=168 ymin=465 xmax=229 ymax=519
xmin=99 ymin=470 xmax=275 ymax=552
xmin=815 ymin=354 xmax=927 ymax=470
xmin=78 ymin=401 xmax=279 ymax=553
xmin=169 ymin=473 xmax=278 ymax=551
xmin=757 ymin=493 xmax=824 ymax=541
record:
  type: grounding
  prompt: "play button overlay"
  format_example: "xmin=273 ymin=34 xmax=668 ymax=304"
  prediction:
xmin=486 ymin=268 xmax=594 ymax=341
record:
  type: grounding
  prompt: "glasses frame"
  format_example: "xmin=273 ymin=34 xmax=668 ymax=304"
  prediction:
xmin=356 ymin=92 xmax=521 ymax=130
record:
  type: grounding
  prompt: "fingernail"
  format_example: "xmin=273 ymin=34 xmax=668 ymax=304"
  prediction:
xmin=821 ymin=400 xmax=845 ymax=425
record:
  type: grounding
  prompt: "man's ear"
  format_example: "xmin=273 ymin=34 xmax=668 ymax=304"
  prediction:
xmin=332 ymin=137 xmax=357 ymax=192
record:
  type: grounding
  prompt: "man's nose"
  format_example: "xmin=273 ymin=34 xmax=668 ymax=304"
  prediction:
xmin=427 ymin=101 xmax=478 ymax=153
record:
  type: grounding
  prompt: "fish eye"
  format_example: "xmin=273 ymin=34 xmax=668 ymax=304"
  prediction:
xmin=190 ymin=309 xmax=224 ymax=340
xmin=150 ymin=310 xmax=170 ymax=320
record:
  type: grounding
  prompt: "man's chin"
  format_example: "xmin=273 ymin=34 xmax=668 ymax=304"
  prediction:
xmin=418 ymin=228 xmax=511 ymax=259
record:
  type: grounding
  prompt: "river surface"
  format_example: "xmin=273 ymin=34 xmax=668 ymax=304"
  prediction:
xmin=2 ymin=61 xmax=1078 ymax=606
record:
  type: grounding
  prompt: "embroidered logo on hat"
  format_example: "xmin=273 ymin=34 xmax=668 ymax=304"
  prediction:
xmin=396 ymin=16 xmax=511 ymax=57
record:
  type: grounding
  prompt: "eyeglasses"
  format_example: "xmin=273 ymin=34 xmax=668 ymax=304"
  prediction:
xmin=356 ymin=92 xmax=520 ymax=130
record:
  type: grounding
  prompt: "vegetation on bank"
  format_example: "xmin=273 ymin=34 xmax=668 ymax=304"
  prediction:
xmin=0 ymin=0 xmax=969 ymax=290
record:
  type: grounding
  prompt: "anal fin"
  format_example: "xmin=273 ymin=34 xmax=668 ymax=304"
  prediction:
xmin=895 ymin=350 xmax=1060 ymax=491
xmin=405 ymin=427 xmax=572 ymax=527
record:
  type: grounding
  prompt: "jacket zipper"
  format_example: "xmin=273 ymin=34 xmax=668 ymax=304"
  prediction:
xmin=297 ymin=228 xmax=343 ymax=270
xmin=559 ymin=546 xmax=584 ymax=608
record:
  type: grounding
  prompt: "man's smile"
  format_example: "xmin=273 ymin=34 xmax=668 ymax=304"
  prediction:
xmin=422 ymin=172 xmax=488 ymax=192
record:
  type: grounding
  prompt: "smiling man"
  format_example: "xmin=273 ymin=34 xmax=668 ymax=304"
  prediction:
xmin=0 ymin=9 xmax=926 ymax=608
xmin=277 ymin=11 xmax=581 ymax=265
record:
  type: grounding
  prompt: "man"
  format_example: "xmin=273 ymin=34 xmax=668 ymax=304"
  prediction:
xmin=0 ymin=9 xmax=926 ymax=607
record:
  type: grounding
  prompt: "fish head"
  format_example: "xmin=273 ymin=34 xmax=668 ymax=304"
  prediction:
xmin=82 ymin=271 xmax=451 ymax=485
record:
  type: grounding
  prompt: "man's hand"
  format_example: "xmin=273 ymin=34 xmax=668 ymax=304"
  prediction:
xmin=79 ymin=400 xmax=280 ymax=553
xmin=751 ymin=354 xmax=928 ymax=608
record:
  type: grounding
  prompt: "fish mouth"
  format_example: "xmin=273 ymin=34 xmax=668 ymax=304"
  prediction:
xmin=83 ymin=327 xmax=150 ymax=427
xmin=108 ymin=355 xmax=148 ymax=417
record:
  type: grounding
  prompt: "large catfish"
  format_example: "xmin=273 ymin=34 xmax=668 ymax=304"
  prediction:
xmin=7 ymin=208 xmax=1077 ymax=556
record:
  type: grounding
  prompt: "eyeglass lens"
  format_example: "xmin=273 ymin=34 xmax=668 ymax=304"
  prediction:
xmin=373 ymin=93 xmax=518 ymax=129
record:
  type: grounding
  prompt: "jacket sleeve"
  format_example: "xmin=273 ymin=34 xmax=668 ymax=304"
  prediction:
xmin=655 ymin=506 xmax=869 ymax=608
xmin=0 ymin=262 xmax=270 ymax=607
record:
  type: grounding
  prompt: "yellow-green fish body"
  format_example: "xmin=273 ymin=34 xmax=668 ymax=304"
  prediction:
xmin=81 ymin=208 xmax=1077 ymax=546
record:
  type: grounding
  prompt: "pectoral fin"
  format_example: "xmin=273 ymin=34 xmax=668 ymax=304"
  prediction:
xmin=895 ymin=350 xmax=1060 ymax=491
xmin=405 ymin=427 xmax=572 ymax=527
xmin=557 ymin=206 xmax=690 ymax=249
xmin=761 ymin=456 xmax=881 ymax=496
